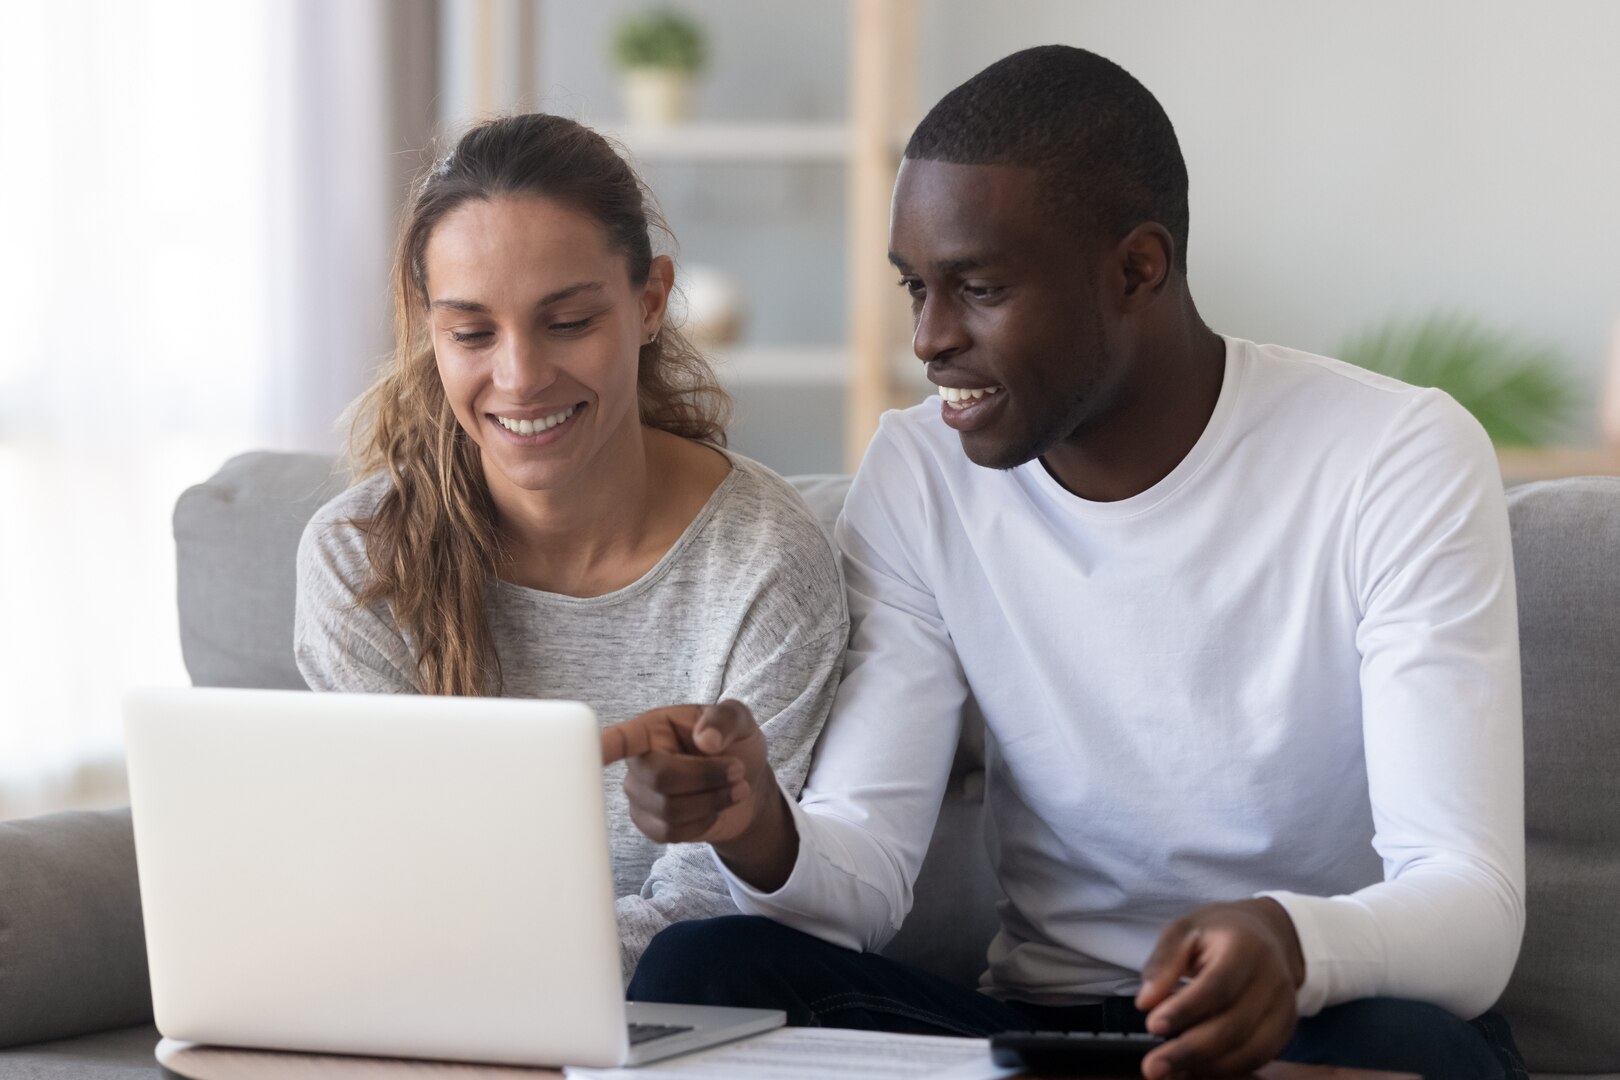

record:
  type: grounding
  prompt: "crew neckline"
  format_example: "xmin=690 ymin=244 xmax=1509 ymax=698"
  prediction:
xmin=1019 ymin=335 xmax=1246 ymax=521
xmin=493 ymin=448 xmax=743 ymax=607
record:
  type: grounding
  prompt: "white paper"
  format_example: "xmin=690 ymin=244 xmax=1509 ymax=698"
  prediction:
xmin=563 ymin=1028 xmax=1018 ymax=1080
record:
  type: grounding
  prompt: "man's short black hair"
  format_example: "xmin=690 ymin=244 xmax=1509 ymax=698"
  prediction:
xmin=906 ymin=45 xmax=1190 ymax=272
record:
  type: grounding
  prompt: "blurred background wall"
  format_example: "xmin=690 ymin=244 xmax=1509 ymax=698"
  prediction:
xmin=2 ymin=0 xmax=1618 ymax=816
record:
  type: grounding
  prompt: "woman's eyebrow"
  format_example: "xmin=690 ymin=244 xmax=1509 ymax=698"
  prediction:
xmin=537 ymin=281 xmax=607 ymax=306
xmin=429 ymin=281 xmax=608 ymax=313
xmin=430 ymin=298 xmax=491 ymax=313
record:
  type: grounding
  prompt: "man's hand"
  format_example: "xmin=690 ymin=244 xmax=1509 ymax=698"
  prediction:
xmin=1133 ymin=898 xmax=1304 ymax=1079
xmin=600 ymin=700 xmax=798 ymax=891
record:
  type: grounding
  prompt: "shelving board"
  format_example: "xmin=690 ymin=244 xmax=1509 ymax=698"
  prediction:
xmin=607 ymin=123 xmax=851 ymax=163
xmin=710 ymin=346 xmax=932 ymax=392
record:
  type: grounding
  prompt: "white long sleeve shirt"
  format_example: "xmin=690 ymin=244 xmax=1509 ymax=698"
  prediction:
xmin=720 ymin=337 xmax=1525 ymax=1020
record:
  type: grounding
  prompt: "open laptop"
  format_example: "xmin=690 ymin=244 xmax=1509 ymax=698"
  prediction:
xmin=123 ymin=687 xmax=784 ymax=1069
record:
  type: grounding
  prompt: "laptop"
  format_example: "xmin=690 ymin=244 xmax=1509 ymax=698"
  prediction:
xmin=123 ymin=687 xmax=784 ymax=1068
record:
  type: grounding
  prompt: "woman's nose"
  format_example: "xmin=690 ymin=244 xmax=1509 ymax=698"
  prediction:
xmin=491 ymin=335 xmax=558 ymax=399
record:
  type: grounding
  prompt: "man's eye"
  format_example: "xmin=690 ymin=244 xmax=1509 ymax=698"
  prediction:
xmin=964 ymin=285 xmax=1004 ymax=301
xmin=897 ymin=277 xmax=924 ymax=297
xmin=449 ymin=330 xmax=492 ymax=344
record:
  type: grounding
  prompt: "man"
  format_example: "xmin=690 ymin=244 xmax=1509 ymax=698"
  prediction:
xmin=602 ymin=46 xmax=1525 ymax=1079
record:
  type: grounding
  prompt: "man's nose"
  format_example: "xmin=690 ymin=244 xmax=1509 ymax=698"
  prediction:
xmin=912 ymin=296 xmax=968 ymax=363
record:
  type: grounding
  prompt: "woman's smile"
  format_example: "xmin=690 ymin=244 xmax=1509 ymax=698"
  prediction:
xmin=490 ymin=403 xmax=586 ymax=443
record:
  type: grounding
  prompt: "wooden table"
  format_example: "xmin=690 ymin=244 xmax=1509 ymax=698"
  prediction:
xmin=161 ymin=1041 xmax=1419 ymax=1079
xmin=1019 ymin=1066 xmax=1415 ymax=1079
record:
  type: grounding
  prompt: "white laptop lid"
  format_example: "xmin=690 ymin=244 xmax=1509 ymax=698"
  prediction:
xmin=124 ymin=687 xmax=631 ymax=1068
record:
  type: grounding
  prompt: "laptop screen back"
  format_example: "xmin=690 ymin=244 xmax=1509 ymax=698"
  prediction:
xmin=124 ymin=687 xmax=631 ymax=1067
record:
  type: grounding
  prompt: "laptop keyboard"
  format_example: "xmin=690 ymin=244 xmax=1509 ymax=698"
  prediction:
xmin=628 ymin=1022 xmax=694 ymax=1045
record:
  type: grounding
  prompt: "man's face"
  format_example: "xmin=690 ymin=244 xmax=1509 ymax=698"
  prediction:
xmin=889 ymin=159 xmax=1128 ymax=470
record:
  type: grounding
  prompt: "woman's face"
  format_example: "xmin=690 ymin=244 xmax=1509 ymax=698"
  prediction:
xmin=423 ymin=194 xmax=670 ymax=496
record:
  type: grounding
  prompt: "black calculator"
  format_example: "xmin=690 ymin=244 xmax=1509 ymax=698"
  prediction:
xmin=989 ymin=1030 xmax=1166 ymax=1075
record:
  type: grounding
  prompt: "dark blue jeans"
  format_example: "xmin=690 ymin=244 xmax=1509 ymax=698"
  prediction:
xmin=629 ymin=916 xmax=1527 ymax=1080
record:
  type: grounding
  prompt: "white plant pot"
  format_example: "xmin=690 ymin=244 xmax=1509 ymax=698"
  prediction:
xmin=623 ymin=68 xmax=693 ymax=128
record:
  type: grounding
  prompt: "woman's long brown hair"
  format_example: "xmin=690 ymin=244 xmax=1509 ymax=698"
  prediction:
xmin=347 ymin=113 xmax=730 ymax=696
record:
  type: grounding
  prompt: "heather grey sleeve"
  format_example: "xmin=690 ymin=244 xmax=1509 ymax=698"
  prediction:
xmin=612 ymin=622 xmax=847 ymax=981
xmin=293 ymin=493 xmax=420 ymax=694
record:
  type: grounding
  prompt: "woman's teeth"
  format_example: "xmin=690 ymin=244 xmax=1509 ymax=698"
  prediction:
xmin=496 ymin=405 xmax=578 ymax=435
xmin=938 ymin=385 xmax=1001 ymax=408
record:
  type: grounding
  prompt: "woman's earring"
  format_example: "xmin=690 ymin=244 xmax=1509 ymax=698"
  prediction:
xmin=647 ymin=330 xmax=659 ymax=344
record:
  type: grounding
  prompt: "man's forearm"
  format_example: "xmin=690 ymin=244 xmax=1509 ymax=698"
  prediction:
xmin=1252 ymin=896 xmax=1306 ymax=988
xmin=713 ymin=784 xmax=800 ymax=893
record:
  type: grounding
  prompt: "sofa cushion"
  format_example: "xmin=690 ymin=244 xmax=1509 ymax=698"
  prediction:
xmin=173 ymin=451 xmax=348 ymax=689
xmin=784 ymin=473 xmax=851 ymax=538
xmin=0 ymin=1024 xmax=163 ymax=1077
xmin=0 ymin=810 xmax=152 ymax=1050
xmin=1497 ymin=477 xmax=1620 ymax=1073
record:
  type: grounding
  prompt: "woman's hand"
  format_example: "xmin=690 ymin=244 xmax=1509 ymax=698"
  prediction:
xmin=601 ymin=700 xmax=799 ymax=892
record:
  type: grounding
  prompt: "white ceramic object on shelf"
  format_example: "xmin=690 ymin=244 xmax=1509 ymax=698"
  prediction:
xmin=623 ymin=69 xmax=692 ymax=128
xmin=672 ymin=263 xmax=743 ymax=348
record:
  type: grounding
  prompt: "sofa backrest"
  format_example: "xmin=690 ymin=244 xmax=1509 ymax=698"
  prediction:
xmin=1496 ymin=477 xmax=1620 ymax=1072
xmin=175 ymin=451 xmax=350 ymax=689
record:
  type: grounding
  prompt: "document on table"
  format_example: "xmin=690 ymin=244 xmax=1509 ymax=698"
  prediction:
xmin=564 ymin=1027 xmax=1018 ymax=1080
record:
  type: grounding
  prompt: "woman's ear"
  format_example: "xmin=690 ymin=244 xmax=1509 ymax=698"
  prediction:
xmin=641 ymin=255 xmax=676 ymax=340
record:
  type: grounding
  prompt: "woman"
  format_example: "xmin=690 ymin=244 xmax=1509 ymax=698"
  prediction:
xmin=293 ymin=113 xmax=848 ymax=979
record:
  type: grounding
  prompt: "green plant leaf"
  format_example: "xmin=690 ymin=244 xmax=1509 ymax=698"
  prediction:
xmin=612 ymin=8 xmax=707 ymax=73
xmin=1337 ymin=313 xmax=1581 ymax=447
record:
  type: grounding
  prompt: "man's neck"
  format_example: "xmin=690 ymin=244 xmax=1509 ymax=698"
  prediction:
xmin=1040 ymin=317 xmax=1226 ymax=503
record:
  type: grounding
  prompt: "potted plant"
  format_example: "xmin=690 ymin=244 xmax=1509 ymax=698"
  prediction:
xmin=1339 ymin=312 xmax=1581 ymax=446
xmin=611 ymin=8 xmax=707 ymax=127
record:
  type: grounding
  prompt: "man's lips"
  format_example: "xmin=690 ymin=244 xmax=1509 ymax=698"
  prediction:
xmin=936 ymin=385 xmax=1005 ymax=433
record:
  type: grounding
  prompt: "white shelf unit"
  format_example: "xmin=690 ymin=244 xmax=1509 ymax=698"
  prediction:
xmin=602 ymin=3 xmax=923 ymax=470
xmin=709 ymin=347 xmax=847 ymax=387
xmin=711 ymin=347 xmax=932 ymax=394
xmin=607 ymin=120 xmax=857 ymax=404
xmin=608 ymin=123 xmax=851 ymax=163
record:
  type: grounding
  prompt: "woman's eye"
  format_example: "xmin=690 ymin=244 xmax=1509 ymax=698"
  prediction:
xmin=449 ymin=330 xmax=492 ymax=345
xmin=550 ymin=316 xmax=596 ymax=334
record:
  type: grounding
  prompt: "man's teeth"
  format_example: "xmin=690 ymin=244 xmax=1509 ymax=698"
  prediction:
xmin=938 ymin=385 xmax=1001 ymax=408
xmin=496 ymin=405 xmax=578 ymax=435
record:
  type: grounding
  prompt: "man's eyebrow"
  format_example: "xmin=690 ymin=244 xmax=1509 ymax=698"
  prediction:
xmin=936 ymin=255 xmax=996 ymax=276
xmin=886 ymin=253 xmax=999 ymax=276
xmin=429 ymin=281 xmax=607 ymax=313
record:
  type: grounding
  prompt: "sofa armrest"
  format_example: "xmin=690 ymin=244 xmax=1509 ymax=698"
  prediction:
xmin=0 ymin=809 xmax=151 ymax=1048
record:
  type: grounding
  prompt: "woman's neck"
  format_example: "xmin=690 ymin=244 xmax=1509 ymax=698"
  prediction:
xmin=485 ymin=423 xmax=729 ymax=597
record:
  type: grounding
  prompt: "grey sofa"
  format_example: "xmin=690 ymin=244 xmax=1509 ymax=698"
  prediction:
xmin=1 ymin=451 xmax=1616 ymax=1078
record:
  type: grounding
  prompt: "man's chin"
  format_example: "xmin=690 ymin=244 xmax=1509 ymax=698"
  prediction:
xmin=958 ymin=431 xmax=1038 ymax=472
